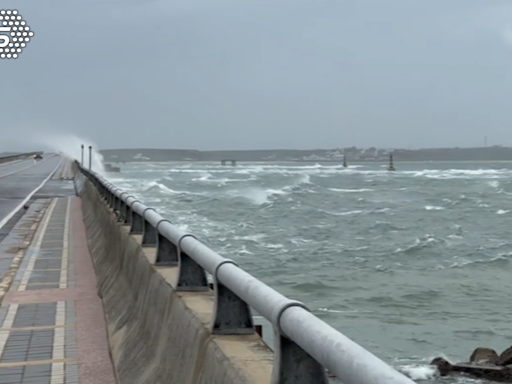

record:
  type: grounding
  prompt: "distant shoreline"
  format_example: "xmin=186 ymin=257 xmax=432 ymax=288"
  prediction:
xmin=99 ymin=146 xmax=512 ymax=163
xmin=104 ymin=159 xmax=512 ymax=163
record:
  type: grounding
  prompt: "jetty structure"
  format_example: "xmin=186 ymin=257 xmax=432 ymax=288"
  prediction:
xmin=104 ymin=163 xmax=121 ymax=173
xmin=221 ymin=159 xmax=237 ymax=166
xmin=388 ymin=153 xmax=396 ymax=171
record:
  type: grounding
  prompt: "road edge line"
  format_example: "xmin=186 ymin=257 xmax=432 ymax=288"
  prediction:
xmin=0 ymin=157 xmax=64 ymax=231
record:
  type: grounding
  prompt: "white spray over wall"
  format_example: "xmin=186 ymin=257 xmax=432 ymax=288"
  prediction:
xmin=33 ymin=132 xmax=106 ymax=173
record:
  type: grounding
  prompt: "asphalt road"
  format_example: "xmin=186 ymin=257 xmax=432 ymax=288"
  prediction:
xmin=0 ymin=156 xmax=61 ymax=226
xmin=0 ymin=158 xmax=45 ymax=176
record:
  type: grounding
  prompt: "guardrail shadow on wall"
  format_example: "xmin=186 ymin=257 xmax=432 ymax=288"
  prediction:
xmin=74 ymin=160 xmax=416 ymax=384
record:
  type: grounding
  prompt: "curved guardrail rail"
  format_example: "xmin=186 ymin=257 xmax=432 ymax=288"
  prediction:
xmin=76 ymin=161 xmax=416 ymax=384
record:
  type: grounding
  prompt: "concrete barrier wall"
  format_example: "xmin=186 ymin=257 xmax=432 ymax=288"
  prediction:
xmin=75 ymin=172 xmax=274 ymax=384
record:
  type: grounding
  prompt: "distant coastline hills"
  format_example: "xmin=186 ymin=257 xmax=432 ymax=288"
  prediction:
xmin=96 ymin=146 xmax=512 ymax=163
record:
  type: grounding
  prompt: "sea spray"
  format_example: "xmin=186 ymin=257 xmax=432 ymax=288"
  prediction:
xmin=33 ymin=132 xmax=106 ymax=172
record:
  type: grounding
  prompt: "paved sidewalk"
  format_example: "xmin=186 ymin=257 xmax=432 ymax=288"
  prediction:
xmin=0 ymin=197 xmax=116 ymax=384
xmin=51 ymin=161 xmax=74 ymax=180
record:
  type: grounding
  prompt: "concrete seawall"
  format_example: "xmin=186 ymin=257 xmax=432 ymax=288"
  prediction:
xmin=74 ymin=169 xmax=274 ymax=383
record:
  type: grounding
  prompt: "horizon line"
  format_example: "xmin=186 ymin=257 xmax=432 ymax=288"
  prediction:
xmin=98 ymin=145 xmax=510 ymax=152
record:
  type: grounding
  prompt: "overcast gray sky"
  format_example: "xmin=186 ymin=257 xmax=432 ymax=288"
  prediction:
xmin=2 ymin=0 xmax=512 ymax=152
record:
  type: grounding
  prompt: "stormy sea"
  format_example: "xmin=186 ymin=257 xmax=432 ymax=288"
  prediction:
xmin=103 ymin=161 xmax=512 ymax=383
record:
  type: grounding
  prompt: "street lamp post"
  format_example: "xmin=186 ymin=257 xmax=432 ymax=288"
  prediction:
xmin=88 ymin=146 xmax=92 ymax=170
xmin=81 ymin=144 xmax=84 ymax=166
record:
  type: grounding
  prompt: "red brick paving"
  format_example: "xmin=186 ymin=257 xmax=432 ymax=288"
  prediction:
xmin=71 ymin=197 xmax=117 ymax=384
xmin=3 ymin=197 xmax=117 ymax=384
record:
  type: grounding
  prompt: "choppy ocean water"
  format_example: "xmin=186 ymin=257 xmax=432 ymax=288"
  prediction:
xmin=103 ymin=161 xmax=512 ymax=383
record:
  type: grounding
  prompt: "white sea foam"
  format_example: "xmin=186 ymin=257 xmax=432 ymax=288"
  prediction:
xmin=399 ymin=364 xmax=438 ymax=380
xmin=425 ymin=205 xmax=445 ymax=211
xmin=328 ymin=188 xmax=374 ymax=193
xmin=34 ymin=132 xmax=106 ymax=172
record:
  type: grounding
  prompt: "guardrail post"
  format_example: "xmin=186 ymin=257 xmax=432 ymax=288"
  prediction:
xmin=100 ymin=183 xmax=107 ymax=199
xmin=100 ymin=180 xmax=108 ymax=197
xmin=101 ymin=184 xmax=108 ymax=201
xmin=130 ymin=202 xmax=144 ymax=234
xmin=176 ymin=234 xmax=208 ymax=291
xmin=116 ymin=192 xmax=128 ymax=222
xmin=106 ymin=188 xmax=115 ymax=209
xmin=110 ymin=189 xmax=118 ymax=210
xmin=211 ymin=260 xmax=254 ymax=335
xmin=271 ymin=302 xmax=329 ymax=384
xmin=124 ymin=205 xmax=132 ymax=225
xmin=105 ymin=186 xmax=111 ymax=202
xmin=106 ymin=187 xmax=115 ymax=209
xmin=142 ymin=208 xmax=157 ymax=246
xmin=155 ymin=221 xmax=178 ymax=266
xmin=112 ymin=195 xmax=120 ymax=218
xmin=122 ymin=197 xmax=135 ymax=226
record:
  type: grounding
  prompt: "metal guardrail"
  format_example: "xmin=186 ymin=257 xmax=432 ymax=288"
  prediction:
xmin=76 ymin=161 xmax=416 ymax=384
